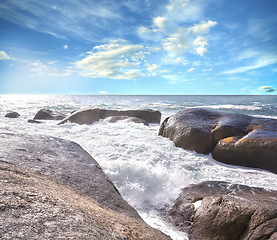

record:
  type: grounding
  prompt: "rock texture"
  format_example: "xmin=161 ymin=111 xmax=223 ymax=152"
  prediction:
xmin=159 ymin=108 xmax=277 ymax=173
xmin=166 ymin=181 xmax=277 ymax=240
xmin=105 ymin=115 xmax=149 ymax=126
xmin=4 ymin=111 xmax=20 ymax=118
xmin=34 ymin=109 xmax=66 ymax=120
xmin=58 ymin=108 xmax=161 ymax=125
xmin=0 ymin=132 xmax=170 ymax=240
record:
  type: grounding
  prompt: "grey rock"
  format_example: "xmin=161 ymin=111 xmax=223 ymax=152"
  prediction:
xmin=159 ymin=108 xmax=277 ymax=173
xmin=4 ymin=111 xmax=20 ymax=118
xmin=27 ymin=119 xmax=42 ymax=124
xmin=0 ymin=132 xmax=170 ymax=239
xmin=166 ymin=181 xmax=277 ymax=240
xmin=34 ymin=109 xmax=66 ymax=120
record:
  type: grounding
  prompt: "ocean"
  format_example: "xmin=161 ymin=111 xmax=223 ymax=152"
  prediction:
xmin=1 ymin=95 xmax=277 ymax=240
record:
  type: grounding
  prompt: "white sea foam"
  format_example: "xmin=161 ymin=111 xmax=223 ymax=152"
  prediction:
xmin=193 ymin=104 xmax=263 ymax=111
xmin=1 ymin=95 xmax=277 ymax=240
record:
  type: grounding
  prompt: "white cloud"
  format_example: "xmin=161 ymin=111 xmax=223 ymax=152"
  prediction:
xmin=99 ymin=91 xmax=108 ymax=94
xmin=51 ymin=68 xmax=72 ymax=76
xmin=162 ymin=20 xmax=216 ymax=57
xmin=63 ymin=44 xmax=68 ymax=50
xmin=196 ymin=46 xmax=208 ymax=56
xmin=187 ymin=67 xmax=195 ymax=72
xmin=75 ymin=40 xmax=144 ymax=79
xmin=202 ymin=68 xmax=212 ymax=72
xmin=162 ymin=30 xmax=190 ymax=55
xmin=153 ymin=16 xmax=167 ymax=29
xmin=0 ymin=51 xmax=11 ymax=60
xmin=188 ymin=20 xmax=217 ymax=35
xmin=147 ymin=63 xmax=160 ymax=72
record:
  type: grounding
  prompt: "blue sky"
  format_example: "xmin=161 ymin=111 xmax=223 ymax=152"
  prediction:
xmin=0 ymin=0 xmax=277 ymax=95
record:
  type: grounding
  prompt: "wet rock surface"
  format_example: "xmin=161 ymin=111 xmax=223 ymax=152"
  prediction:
xmin=34 ymin=109 xmax=66 ymax=120
xmin=159 ymin=108 xmax=277 ymax=173
xmin=166 ymin=181 xmax=277 ymax=240
xmin=58 ymin=108 xmax=161 ymax=125
xmin=0 ymin=132 xmax=170 ymax=239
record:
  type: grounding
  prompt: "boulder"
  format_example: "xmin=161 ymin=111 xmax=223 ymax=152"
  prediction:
xmin=4 ymin=111 xmax=20 ymax=118
xmin=34 ymin=109 xmax=66 ymax=120
xmin=58 ymin=108 xmax=100 ymax=125
xmin=105 ymin=115 xmax=149 ymax=126
xmin=58 ymin=108 xmax=161 ymax=125
xmin=166 ymin=181 xmax=277 ymax=240
xmin=0 ymin=132 xmax=170 ymax=239
xmin=159 ymin=108 xmax=277 ymax=173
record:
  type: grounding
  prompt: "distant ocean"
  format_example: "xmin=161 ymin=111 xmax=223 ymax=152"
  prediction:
xmin=1 ymin=95 xmax=277 ymax=240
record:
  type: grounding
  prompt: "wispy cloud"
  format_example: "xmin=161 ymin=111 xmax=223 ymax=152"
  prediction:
xmin=74 ymin=40 xmax=144 ymax=79
xmin=187 ymin=67 xmax=195 ymax=72
xmin=223 ymin=52 xmax=277 ymax=74
xmin=0 ymin=51 xmax=11 ymax=60
xmin=0 ymin=0 xmax=122 ymax=40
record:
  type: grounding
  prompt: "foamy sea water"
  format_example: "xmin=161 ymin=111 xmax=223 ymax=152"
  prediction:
xmin=1 ymin=95 xmax=277 ymax=240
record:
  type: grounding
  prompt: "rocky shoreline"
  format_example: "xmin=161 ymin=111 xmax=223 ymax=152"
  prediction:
xmin=2 ymin=107 xmax=277 ymax=239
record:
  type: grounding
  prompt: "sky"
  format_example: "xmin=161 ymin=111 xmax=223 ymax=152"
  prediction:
xmin=0 ymin=0 xmax=277 ymax=95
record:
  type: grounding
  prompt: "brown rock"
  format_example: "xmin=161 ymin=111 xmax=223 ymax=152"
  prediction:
xmin=0 ymin=132 xmax=170 ymax=239
xmin=34 ymin=109 xmax=66 ymax=120
xmin=58 ymin=108 xmax=101 ymax=125
xmin=58 ymin=108 xmax=161 ymax=125
xmin=159 ymin=108 xmax=277 ymax=173
xmin=166 ymin=181 xmax=277 ymax=240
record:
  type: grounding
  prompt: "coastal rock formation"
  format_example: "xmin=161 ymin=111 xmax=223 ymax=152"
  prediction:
xmin=4 ymin=111 xmax=20 ymax=118
xmin=34 ymin=109 xmax=66 ymax=120
xmin=104 ymin=115 xmax=149 ymax=126
xmin=58 ymin=108 xmax=161 ymax=125
xmin=0 ymin=132 xmax=170 ymax=239
xmin=159 ymin=108 xmax=277 ymax=173
xmin=166 ymin=181 xmax=277 ymax=240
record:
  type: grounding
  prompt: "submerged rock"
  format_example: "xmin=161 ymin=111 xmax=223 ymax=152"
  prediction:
xmin=34 ymin=109 xmax=66 ymax=120
xmin=0 ymin=132 xmax=170 ymax=239
xmin=58 ymin=108 xmax=161 ymax=125
xmin=27 ymin=119 xmax=42 ymax=124
xmin=104 ymin=115 xmax=149 ymax=126
xmin=166 ymin=181 xmax=277 ymax=240
xmin=4 ymin=111 xmax=20 ymax=118
xmin=159 ymin=108 xmax=277 ymax=173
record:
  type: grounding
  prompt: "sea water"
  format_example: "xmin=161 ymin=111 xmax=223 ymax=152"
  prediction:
xmin=1 ymin=95 xmax=277 ymax=240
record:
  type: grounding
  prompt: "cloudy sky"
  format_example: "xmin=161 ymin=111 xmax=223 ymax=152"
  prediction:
xmin=0 ymin=0 xmax=277 ymax=94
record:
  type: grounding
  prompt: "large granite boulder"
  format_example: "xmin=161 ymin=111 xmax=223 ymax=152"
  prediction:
xmin=104 ymin=115 xmax=149 ymax=126
xmin=34 ymin=109 xmax=66 ymax=120
xmin=58 ymin=108 xmax=161 ymax=125
xmin=159 ymin=108 xmax=277 ymax=173
xmin=166 ymin=181 xmax=277 ymax=240
xmin=4 ymin=111 xmax=20 ymax=118
xmin=0 ymin=132 xmax=170 ymax=239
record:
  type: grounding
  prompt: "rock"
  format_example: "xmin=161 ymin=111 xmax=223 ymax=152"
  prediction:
xmin=105 ymin=115 xmax=149 ymax=126
xmin=34 ymin=109 xmax=66 ymax=120
xmin=58 ymin=108 xmax=101 ymax=125
xmin=4 ymin=111 xmax=20 ymax=118
xmin=159 ymin=108 xmax=277 ymax=173
xmin=27 ymin=119 xmax=42 ymax=124
xmin=58 ymin=108 xmax=161 ymax=125
xmin=0 ymin=132 xmax=170 ymax=239
xmin=166 ymin=181 xmax=277 ymax=240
